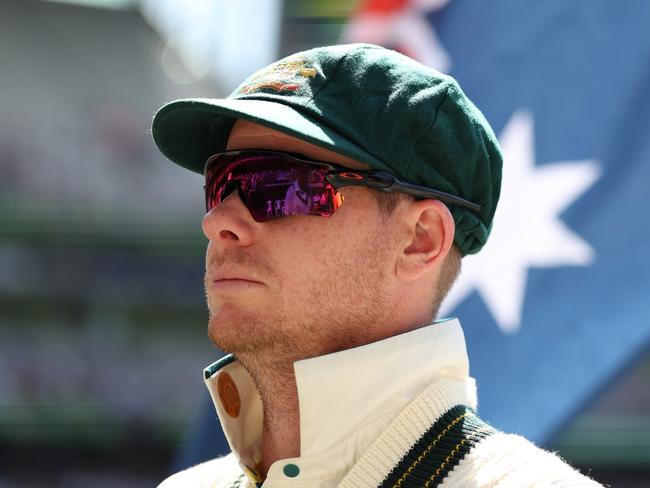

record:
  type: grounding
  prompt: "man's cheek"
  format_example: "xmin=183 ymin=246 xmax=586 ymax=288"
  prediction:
xmin=205 ymin=288 xmax=220 ymax=314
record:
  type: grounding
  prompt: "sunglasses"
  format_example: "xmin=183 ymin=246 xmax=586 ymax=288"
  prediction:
xmin=204 ymin=150 xmax=480 ymax=222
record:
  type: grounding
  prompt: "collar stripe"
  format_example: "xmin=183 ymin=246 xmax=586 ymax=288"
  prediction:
xmin=379 ymin=405 xmax=495 ymax=488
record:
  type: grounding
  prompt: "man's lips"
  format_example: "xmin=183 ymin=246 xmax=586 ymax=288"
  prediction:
xmin=208 ymin=269 xmax=265 ymax=292
xmin=211 ymin=279 xmax=264 ymax=293
xmin=214 ymin=277 xmax=259 ymax=282
xmin=212 ymin=270 xmax=262 ymax=283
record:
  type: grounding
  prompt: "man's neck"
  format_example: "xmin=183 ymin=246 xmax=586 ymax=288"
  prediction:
xmin=239 ymin=354 xmax=301 ymax=477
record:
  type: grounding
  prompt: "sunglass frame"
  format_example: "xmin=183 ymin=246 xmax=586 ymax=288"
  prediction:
xmin=204 ymin=150 xmax=481 ymax=215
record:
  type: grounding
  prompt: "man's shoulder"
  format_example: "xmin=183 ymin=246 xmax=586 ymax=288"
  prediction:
xmin=344 ymin=400 xmax=604 ymax=487
xmin=157 ymin=452 xmax=246 ymax=488
xmin=443 ymin=430 xmax=604 ymax=487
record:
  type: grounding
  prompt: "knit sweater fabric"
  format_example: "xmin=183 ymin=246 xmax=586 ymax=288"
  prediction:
xmin=159 ymin=320 xmax=603 ymax=487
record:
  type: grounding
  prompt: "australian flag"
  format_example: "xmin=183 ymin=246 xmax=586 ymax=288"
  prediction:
xmin=345 ymin=0 xmax=650 ymax=444
xmin=175 ymin=0 xmax=650 ymax=469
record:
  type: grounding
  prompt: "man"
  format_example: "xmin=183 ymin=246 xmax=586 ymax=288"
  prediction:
xmin=153 ymin=44 xmax=602 ymax=487
xmin=283 ymin=169 xmax=312 ymax=216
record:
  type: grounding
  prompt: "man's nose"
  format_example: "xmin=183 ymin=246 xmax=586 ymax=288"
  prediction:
xmin=202 ymin=191 xmax=256 ymax=246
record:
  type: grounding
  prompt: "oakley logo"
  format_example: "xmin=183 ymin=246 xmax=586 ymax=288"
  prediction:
xmin=337 ymin=172 xmax=364 ymax=180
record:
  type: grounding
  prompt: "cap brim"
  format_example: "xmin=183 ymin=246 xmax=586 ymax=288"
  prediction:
xmin=152 ymin=98 xmax=387 ymax=174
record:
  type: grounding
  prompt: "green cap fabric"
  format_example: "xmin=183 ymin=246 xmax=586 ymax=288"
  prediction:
xmin=152 ymin=43 xmax=502 ymax=255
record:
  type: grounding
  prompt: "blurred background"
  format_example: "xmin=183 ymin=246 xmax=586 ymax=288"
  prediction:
xmin=0 ymin=0 xmax=649 ymax=486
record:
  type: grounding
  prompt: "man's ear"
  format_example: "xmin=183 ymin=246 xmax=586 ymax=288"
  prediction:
xmin=396 ymin=199 xmax=455 ymax=281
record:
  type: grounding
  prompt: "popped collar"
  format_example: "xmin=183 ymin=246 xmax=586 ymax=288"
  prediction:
xmin=203 ymin=318 xmax=477 ymax=487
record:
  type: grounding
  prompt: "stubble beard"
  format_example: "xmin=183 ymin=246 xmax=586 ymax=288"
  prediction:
xmin=205 ymin=228 xmax=394 ymax=372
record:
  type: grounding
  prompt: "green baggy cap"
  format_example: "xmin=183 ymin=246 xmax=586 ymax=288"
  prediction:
xmin=152 ymin=43 xmax=502 ymax=255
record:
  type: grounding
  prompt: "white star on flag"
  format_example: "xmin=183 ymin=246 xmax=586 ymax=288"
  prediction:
xmin=440 ymin=110 xmax=601 ymax=333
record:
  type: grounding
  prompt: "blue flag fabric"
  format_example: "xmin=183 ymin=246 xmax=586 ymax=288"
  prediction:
xmin=428 ymin=0 xmax=650 ymax=444
xmin=176 ymin=0 xmax=650 ymax=468
xmin=344 ymin=0 xmax=649 ymax=442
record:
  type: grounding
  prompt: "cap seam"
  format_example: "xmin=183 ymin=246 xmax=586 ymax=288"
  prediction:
xmin=306 ymin=45 xmax=372 ymax=106
xmin=301 ymin=46 xmax=389 ymax=167
xmin=405 ymin=81 xmax=452 ymax=177
xmin=300 ymin=104 xmax=388 ymax=167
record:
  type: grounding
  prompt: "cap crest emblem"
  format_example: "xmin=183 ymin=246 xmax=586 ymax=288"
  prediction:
xmin=237 ymin=59 xmax=317 ymax=95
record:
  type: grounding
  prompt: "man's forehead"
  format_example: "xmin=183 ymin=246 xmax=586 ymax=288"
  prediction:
xmin=226 ymin=119 xmax=369 ymax=170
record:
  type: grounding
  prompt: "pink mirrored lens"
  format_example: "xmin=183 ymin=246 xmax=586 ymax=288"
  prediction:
xmin=205 ymin=154 xmax=344 ymax=221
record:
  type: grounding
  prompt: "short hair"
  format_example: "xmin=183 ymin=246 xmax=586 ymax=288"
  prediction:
xmin=432 ymin=244 xmax=461 ymax=316
xmin=373 ymin=190 xmax=409 ymax=217
xmin=373 ymin=191 xmax=462 ymax=317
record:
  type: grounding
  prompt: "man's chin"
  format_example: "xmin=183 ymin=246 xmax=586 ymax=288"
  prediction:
xmin=207 ymin=320 xmax=243 ymax=352
xmin=207 ymin=316 xmax=273 ymax=355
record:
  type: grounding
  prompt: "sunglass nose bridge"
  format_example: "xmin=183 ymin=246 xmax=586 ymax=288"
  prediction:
xmin=222 ymin=180 xmax=239 ymax=199
xmin=217 ymin=180 xmax=250 ymax=211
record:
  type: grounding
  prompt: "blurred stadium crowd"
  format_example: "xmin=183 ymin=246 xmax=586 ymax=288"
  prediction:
xmin=0 ymin=1 xmax=648 ymax=487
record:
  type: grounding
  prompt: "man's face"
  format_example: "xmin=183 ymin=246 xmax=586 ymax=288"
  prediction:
xmin=202 ymin=120 xmax=401 ymax=365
